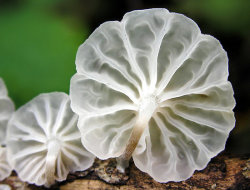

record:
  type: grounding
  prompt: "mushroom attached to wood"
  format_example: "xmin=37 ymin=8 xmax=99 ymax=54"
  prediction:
xmin=70 ymin=8 xmax=235 ymax=182
xmin=6 ymin=92 xmax=95 ymax=187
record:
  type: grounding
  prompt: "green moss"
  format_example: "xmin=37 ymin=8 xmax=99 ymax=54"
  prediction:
xmin=0 ymin=2 xmax=88 ymax=107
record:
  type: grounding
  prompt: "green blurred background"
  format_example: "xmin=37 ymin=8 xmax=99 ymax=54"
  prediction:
xmin=0 ymin=0 xmax=249 ymax=154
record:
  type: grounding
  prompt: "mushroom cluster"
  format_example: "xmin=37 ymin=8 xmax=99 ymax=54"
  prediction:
xmin=1 ymin=8 xmax=235 ymax=186
xmin=0 ymin=78 xmax=14 ymax=181
xmin=70 ymin=8 xmax=235 ymax=182
xmin=6 ymin=92 xmax=95 ymax=187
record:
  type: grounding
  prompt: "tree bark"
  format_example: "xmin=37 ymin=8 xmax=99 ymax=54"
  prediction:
xmin=1 ymin=153 xmax=250 ymax=190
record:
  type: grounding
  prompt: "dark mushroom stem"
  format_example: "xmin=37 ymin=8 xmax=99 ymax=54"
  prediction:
xmin=117 ymin=95 xmax=157 ymax=172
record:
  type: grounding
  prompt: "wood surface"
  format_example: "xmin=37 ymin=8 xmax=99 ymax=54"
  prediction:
xmin=1 ymin=153 xmax=250 ymax=190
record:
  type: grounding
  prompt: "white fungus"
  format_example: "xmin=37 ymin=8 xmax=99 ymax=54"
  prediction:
xmin=6 ymin=92 xmax=95 ymax=187
xmin=70 ymin=8 xmax=235 ymax=182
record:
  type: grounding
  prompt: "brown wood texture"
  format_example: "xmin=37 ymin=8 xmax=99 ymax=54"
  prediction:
xmin=1 ymin=153 xmax=250 ymax=190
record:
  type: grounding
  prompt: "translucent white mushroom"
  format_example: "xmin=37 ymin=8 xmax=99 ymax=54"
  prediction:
xmin=6 ymin=92 xmax=95 ymax=187
xmin=0 ymin=78 xmax=15 ymax=146
xmin=70 ymin=8 xmax=235 ymax=182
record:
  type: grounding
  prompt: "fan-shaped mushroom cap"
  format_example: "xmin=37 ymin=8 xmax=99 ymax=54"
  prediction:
xmin=0 ymin=147 xmax=12 ymax=181
xmin=6 ymin=92 xmax=95 ymax=187
xmin=0 ymin=78 xmax=15 ymax=145
xmin=70 ymin=8 xmax=235 ymax=182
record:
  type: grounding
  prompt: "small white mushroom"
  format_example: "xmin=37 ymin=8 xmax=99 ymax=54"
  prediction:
xmin=0 ymin=78 xmax=15 ymax=146
xmin=70 ymin=8 xmax=235 ymax=182
xmin=6 ymin=92 xmax=95 ymax=187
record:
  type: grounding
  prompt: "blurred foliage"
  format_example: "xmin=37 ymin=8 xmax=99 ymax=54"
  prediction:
xmin=0 ymin=0 xmax=88 ymax=108
xmin=175 ymin=0 xmax=250 ymax=36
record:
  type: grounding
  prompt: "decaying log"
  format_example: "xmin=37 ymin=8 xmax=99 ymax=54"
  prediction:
xmin=1 ymin=153 xmax=250 ymax=190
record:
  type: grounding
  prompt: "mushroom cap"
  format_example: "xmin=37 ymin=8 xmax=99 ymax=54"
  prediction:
xmin=70 ymin=8 xmax=235 ymax=182
xmin=6 ymin=92 xmax=95 ymax=186
xmin=0 ymin=78 xmax=15 ymax=146
xmin=0 ymin=147 xmax=12 ymax=181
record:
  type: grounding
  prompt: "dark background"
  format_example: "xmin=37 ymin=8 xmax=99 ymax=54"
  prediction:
xmin=0 ymin=0 xmax=249 ymax=154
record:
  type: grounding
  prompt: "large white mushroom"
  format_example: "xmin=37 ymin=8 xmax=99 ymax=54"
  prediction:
xmin=6 ymin=92 xmax=95 ymax=187
xmin=70 ymin=8 xmax=235 ymax=182
xmin=0 ymin=78 xmax=14 ymax=181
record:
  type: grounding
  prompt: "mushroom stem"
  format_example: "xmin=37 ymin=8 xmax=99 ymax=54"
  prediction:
xmin=117 ymin=96 xmax=157 ymax=172
xmin=116 ymin=119 xmax=146 ymax=172
xmin=45 ymin=140 xmax=60 ymax=187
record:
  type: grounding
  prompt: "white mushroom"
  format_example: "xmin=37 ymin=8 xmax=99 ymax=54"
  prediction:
xmin=6 ymin=92 xmax=95 ymax=187
xmin=70 ymin=8 xmax=235 ymax=182
xmin=0 ymin=78 xmax=15 ymax=146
